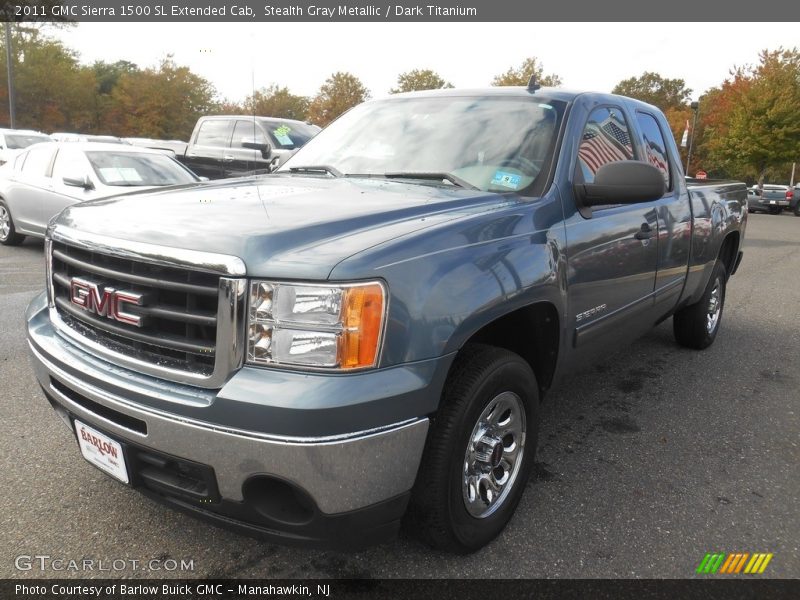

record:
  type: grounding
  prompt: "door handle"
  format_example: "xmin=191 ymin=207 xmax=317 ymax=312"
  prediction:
xmin=223 ymin=155 xmax=234 ymax=162
xmin=634 ymin=223 xmax=653 ymax=240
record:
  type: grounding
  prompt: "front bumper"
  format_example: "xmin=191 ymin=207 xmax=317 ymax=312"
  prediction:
xmin=26 ymin=292 xmax=449 ymax=548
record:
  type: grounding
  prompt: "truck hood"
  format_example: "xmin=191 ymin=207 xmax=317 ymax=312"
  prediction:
xmin=53 ymin=174 xmax=512 ymax=279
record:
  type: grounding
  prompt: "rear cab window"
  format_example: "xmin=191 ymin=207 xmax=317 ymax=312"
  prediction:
xmin=635 ymin=111 xmax=672 ymax=191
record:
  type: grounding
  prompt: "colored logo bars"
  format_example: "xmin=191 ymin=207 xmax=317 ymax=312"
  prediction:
xmin=696 ymin=552 xmax=773 ymax=574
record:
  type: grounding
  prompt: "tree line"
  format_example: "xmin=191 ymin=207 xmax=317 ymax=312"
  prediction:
xmin=1 ymin=26 xmax=797 ymax=185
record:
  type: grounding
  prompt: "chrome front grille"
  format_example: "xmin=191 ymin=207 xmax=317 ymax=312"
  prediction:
xmin=47 ymin=228 xmax=247 ymax=388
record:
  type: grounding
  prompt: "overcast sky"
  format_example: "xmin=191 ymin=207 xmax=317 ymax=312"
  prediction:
xmin=56 ymin=22 xmax=798 ymax=102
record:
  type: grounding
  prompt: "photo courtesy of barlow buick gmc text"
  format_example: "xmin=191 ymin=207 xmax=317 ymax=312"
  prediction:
xmin=1 ymin=5 xmax=799 ymax=599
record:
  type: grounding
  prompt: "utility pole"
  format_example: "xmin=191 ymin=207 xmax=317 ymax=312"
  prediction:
xmin=4 ymin=22 xmax=15 ymax=128
xmin=685 ymin=101 xmax=699 ymax=176
xmin=791 ymin=162 xmax=796 ymax=187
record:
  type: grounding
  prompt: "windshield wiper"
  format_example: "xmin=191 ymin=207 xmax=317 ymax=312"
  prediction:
xmin=287 ymin=165 xmax=343 ymax=178
xmin=383 ymin=171 xmax=479 ymax=190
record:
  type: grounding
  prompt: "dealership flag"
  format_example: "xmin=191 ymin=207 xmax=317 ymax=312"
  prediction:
xmin=681 ymin=119 xmax=690 ymax=147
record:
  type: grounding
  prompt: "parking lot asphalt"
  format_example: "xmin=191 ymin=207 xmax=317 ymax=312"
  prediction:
xmin=1 ymin=212 xmax=798 ymax=579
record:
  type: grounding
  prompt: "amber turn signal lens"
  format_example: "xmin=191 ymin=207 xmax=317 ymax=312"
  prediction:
xmin=340 ymin=283 xmax=385 ymax=369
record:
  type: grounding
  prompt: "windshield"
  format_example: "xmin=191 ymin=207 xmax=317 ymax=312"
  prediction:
xmin=263 ymin=121 xmax=320 ymax=150
xmin=5 ymin=134 xmax=51 ymax=149
xmin=86 ymin=151 xmax=198 ymax=187
xmin=280 ymin=95 xmax=565 ymax=194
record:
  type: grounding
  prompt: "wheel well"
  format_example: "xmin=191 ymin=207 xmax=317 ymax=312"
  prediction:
xmin=718 ymin=231 xmax=740 ymax=279
xmin=463 ymin=302 xmax=559 ymax=396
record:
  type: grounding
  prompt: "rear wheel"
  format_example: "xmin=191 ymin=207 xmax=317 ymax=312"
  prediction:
xmin=673 ymin=260 xmax=727 ymax=350
xmin=0 ymin=200 xmax=25 ymax=246
xmin=407 ymin=345 xmax=539 ymax=553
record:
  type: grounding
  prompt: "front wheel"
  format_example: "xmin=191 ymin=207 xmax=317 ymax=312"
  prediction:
xmin=0 ymin=200 xmax=25 ymax=246
xmin=407 ymin=345 xmax=539 ymax=553
xmin=673 ymin=260 xmax=727 ymax=350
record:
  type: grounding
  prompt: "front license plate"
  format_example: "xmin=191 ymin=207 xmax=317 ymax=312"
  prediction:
xmin=75 ymin=420 xmax=129 ymax=484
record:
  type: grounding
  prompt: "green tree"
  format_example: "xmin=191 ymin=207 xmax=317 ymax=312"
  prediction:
xmin=0 ymin=27 xmax=95 ymax=132
xmin=491 ymin=57 xmax=562 ymax=87
xmin=93 ymin=60 xmax=138 ymax=95
xmin=307 ymin=72 xmax=369 ymax=126
xmin=243 ymin=84 xmax=309 ymax=120
xmin=389 ymin=69 xmax=453 ymax=93
xmin=105 ymin=55 xmax=217 ymax=139
xmin=703 ymin=48 xmax=800 ymax=187
xmin=612 ymin=71 xmax=692 ymax=111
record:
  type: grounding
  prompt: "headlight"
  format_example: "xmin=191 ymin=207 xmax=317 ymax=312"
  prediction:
xmin=247 ymin=280 xmax=386 ymax=370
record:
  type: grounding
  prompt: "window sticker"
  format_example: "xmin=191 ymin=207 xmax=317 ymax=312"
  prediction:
xmin=273 ymin=125 xmax=294 ymax=146
xmin=491 ymin=170 xmax=522 ymax=190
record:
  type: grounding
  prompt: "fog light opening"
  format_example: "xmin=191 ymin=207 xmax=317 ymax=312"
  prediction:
xmin=242 ymin=476 xmax=316 ymax=526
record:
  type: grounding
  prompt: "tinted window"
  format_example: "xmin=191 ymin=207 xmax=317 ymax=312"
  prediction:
xmin=232 ymin=120 xmax=267 ymax=147
xmin=636 ymin=112 xmax=671 ymax=189
xmin=195 ymin=120 xmax=232 ymax=147
xmin=21 ymin=146 xmax=55 ymax=177
xmin=85 ymin=151 xmax=198 ymax=187
xmin=576 ymin=107 xmax=634 ymax=184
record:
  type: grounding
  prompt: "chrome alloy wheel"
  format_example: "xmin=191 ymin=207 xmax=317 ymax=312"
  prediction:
xmin=706 ymin=279 xmax=722 ymax=334
xmin=462 ymin=391 xmax=526 ymax=518
xmin=0 ymin=205 xmax=10 ymax=241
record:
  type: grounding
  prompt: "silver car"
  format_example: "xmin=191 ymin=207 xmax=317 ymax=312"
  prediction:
xmin=0 ymin=142 xmax=200 ymax=245
xmin=0 ymin=128 xmax=52 ymax=166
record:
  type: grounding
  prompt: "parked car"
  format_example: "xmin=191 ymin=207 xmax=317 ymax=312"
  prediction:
xmin=790 ymin=185 xmax=800 ymax=216
xmin=176 ymin=115 xmax=321 ymax=179
xmin=747 ymin=184 xmax=792 ymax=214
xmin=0 ymin=128 xmax=52 ymax=165
xmin=0 ymin=142 xmax=201 ymax=245
xmin=26 ymin=88 xmax=746 ymax=553
xmin=51 ymin=133 xmax=128 ymax=144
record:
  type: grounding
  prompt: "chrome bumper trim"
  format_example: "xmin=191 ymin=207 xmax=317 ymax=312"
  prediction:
xmin=29 ymin=339 xmax=429 ymax=513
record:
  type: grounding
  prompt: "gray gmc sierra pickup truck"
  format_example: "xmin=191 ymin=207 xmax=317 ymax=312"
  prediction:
xmin=26 ymin=87 xmax=747 ymax=553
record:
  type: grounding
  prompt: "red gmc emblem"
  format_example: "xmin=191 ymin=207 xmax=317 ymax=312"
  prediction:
xmin=69 ymin=277 xmax=144 ymax=327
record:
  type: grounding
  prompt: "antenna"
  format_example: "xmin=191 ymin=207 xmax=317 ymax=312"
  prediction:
xmin=527 ymin=74 xmax=540 ymax=92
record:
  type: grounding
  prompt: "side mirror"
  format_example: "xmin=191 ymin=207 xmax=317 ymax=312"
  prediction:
xmin=575 ymin=161 xmax=665 ymax=214
xmin=63 ymin=175 xmax=94 ymax=190
xmin=242 ymin=140 xmax=272 ymax=159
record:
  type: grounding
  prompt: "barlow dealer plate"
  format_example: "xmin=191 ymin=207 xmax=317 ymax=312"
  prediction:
xmin=74 ymin=420 xmax=130 ymax=484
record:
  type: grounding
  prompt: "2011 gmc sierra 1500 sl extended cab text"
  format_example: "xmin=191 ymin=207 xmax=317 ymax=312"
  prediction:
xmin=26 ymin=87 xmax=747 ymax=553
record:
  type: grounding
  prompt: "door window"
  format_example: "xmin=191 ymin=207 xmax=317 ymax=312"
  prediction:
xmin=20 ymin=146 xmax=55 ymax=178
xmin=232 ymin=121 xmax=267 ymax=147
xmin=52 ymin=148 xmax=91 ymax=182
xmin=575 ymin=107 xmax=634 ymax=184
xmin=195 ymin=120 xmax=233 ymax=147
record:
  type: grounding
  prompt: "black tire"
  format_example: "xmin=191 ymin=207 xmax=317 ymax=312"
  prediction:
xmin=794 ymin=204 xmax=800 ymax=217
xmin=0 ymin=199 xmax=25 ymax=246
xmin=768 ymin=206 xmax=782 ymax=215
xmin=673 ymin=260 xmax=727 ymax=350
xmin=406 ymin=344 xmax=539 ymax=553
